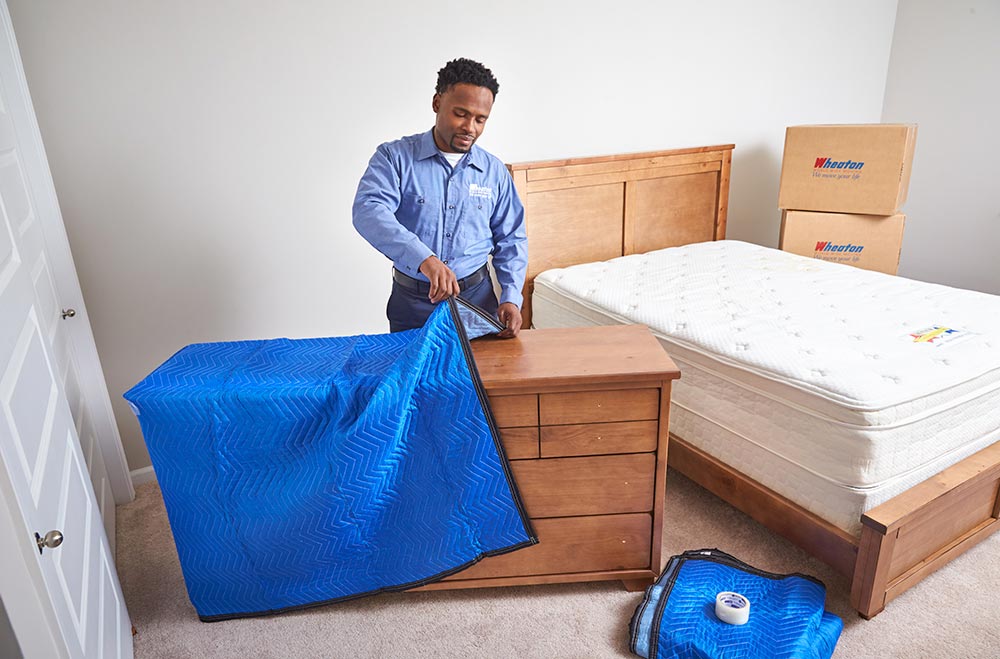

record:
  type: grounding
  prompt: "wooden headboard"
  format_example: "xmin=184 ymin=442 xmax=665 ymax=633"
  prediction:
xmin=506 ymin=144 xmax=734 ymax=327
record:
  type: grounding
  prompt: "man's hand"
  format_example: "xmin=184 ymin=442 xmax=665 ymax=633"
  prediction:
xmin=418 ymin=256 xmax=460 ymax=303
xmin=497 ymin=302 xmax=522 ymax=338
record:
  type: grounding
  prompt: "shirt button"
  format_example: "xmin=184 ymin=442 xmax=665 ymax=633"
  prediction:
xmin=448 ymin=205 xmax=455 ymax=209
xmin=446 ymin=232 xmax=452 ymax=237
xmin=443 ymin=260 xmax=449 ymax=264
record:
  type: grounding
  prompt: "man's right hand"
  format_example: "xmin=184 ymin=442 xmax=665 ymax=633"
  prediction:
xmin=418 ymin=256 xmax=460 ymax=303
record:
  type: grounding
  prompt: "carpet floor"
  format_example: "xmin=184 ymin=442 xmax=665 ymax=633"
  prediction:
xmin=118 ymin=469 xmax=1000 ymax=658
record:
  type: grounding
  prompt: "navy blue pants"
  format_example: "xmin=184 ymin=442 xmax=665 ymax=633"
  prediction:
xmin=388 ymin=276 xmax=499 ymax=333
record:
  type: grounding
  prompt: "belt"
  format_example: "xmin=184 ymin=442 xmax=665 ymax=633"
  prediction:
xmin=392 ymin=264 xmax=490 ymax=294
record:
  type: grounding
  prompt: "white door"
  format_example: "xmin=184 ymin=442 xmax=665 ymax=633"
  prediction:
xmin=0 ymin=2 xmax=132 ymax=658
xmin=3 ymin=4 xmax=134 ymax=547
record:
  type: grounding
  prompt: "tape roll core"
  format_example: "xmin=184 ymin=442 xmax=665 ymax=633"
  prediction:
xmin=715 ymin=591 xmax=750 ymax=625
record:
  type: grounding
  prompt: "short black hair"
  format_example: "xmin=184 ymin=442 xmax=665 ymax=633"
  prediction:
xmin=435 ymin=58 xmax=499 ymax=98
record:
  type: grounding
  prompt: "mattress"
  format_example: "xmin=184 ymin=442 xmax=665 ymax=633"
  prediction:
xmin=532 ymin=240 xmax=1000 ymax=535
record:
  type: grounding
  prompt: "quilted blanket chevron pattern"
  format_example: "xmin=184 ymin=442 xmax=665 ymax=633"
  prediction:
xmin=630 ymin=549 xmax=842 ymax=659
xmin=124 ymin=299 xmax=536 ymax=621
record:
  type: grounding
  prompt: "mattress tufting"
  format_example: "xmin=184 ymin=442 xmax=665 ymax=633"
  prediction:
xmin=532 ymin=240 xmax=1000 ymax=534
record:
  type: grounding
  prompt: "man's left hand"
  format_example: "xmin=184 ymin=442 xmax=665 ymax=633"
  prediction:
xmin=497 ymin=303 xmax=522 ymax=339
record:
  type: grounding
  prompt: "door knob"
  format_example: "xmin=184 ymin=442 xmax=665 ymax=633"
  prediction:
xmin=35 ymin=530 xmax=64 ymax=554
xmin=61 ymin=309 xmax=76 ymax=319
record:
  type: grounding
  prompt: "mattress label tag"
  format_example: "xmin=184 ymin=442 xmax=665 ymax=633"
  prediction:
xmin=904 ymin=325 xmax=975 ymax=348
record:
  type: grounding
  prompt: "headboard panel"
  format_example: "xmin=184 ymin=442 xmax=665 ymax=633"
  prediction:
xmin=519 ymin=183 xmax=624 ymax=279
xmin=507 ymin=144 xmax=734 ymax=327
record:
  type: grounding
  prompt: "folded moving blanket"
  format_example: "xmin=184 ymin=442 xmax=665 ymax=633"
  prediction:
xmin=630 ymin=549 xmax=842 ymax=659
xmin=124 ymin=299 xmax=536 ymax=621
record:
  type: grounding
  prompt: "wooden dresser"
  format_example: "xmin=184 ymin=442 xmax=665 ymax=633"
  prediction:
xmin=421 ymin=324 xmax=680 ymax=592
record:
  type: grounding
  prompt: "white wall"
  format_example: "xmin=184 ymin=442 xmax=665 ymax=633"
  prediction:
xmin=8 ymin=1 xmax=898 ymax=471
xmin=883 ymin=0 xmax=1000 ymax=294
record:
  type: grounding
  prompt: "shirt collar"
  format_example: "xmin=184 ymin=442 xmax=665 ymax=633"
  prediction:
xmin=417 ymin=129 xmax=485 ymax=172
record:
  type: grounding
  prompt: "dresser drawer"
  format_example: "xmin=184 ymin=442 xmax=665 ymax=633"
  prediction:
xmin=511 ymin=453 xmax=655 ymax=518
xmin=540 ymin=420 xmax=657 ymax=458
xmin=539 ymin=388 xmax=659 ymax=426
xmin=444 ymin=513 xmax=651 ymax=580
xmin=489 ymin=394 xmax=538 ymax=427
xmin=499 ymin=427 xmax=539 ymax=460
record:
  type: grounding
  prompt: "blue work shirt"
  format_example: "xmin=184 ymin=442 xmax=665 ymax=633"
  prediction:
xmin=352 ymin=130 xmax=528 ymax=308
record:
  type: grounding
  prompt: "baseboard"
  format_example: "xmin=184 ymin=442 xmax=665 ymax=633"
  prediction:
xmin=130 ymin=465 xmax=157 ymax=487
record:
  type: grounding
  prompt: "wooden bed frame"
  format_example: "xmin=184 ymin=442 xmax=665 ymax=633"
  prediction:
xmin=506 ymin=145 xmax=1000 ymax=618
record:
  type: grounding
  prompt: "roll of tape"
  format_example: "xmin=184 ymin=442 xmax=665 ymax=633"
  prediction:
xmin=715 ymin=591 xmax=750 ymax=625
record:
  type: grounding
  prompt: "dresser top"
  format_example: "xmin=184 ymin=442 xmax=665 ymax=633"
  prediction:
xmin=470 ymin=325 xmax=680 ymax=393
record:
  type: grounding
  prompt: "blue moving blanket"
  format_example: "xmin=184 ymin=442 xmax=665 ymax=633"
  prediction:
xmin=630 ymin=549 xmax=842 ymax=659
xmin=124 ymin=299 xmax=536 ymax=621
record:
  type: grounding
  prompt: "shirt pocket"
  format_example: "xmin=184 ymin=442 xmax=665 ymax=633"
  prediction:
xmin=399 ymin=192 xmax=440 ymax=234
xmin=457 ymin=196 xmax=494 ymax=244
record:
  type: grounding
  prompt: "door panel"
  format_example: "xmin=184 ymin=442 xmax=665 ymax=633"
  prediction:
xmin=3 ymin=311 xmax=54 ymax=499
xmin=99 ymin=542 xmax=124 ymax=658
xmin=54 ymin=438 xmax=93 ymax=648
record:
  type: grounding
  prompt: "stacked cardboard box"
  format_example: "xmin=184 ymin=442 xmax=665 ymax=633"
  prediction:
xmin=777 ymin=124 xmax=917 ymax=275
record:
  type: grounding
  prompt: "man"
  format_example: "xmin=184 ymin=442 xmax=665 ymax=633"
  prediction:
xmin=353 ymin=58 xmax=527 ymax=337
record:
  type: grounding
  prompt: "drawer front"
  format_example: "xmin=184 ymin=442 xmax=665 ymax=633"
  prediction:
xmin=511 ymin=453 xmax=655 ymax=518
xmin=539 ymin=388 xmax=659 ymax=425
xmin=540 ymin=420 xmax=657 ymax=458
xmin=489 ymin=394 xmax=538 ymax=427
xmin=499 ymin=427 xmax=539 ymax=460
xmin=444 ymin=513 xmax=651 ymax=580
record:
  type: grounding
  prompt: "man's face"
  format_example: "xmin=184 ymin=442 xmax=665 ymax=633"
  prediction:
xmin=432 ymin=83 xmax=494 ymax=153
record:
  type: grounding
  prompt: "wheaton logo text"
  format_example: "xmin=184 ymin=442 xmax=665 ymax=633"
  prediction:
xmin=815 ymin=242 xmax=864 ymax=253
xmin=814 ymin=157 xmax=864 ymax=170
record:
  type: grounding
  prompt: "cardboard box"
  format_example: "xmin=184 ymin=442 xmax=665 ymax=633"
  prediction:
xmin=779 ymin=210 xmax=905 ymax=275
xmin=778 ymin=124 xmax=917 ymax=215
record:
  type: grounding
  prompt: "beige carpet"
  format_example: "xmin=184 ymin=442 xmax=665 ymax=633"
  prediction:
xmin=118 ymin=470 xmax=1000 ymax=658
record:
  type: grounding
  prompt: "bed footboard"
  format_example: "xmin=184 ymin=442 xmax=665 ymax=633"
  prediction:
xmin=851 ymin=441 xmax=1000 ymax=618
xmin=669 ymin=434 xmax=1000 ymax=619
